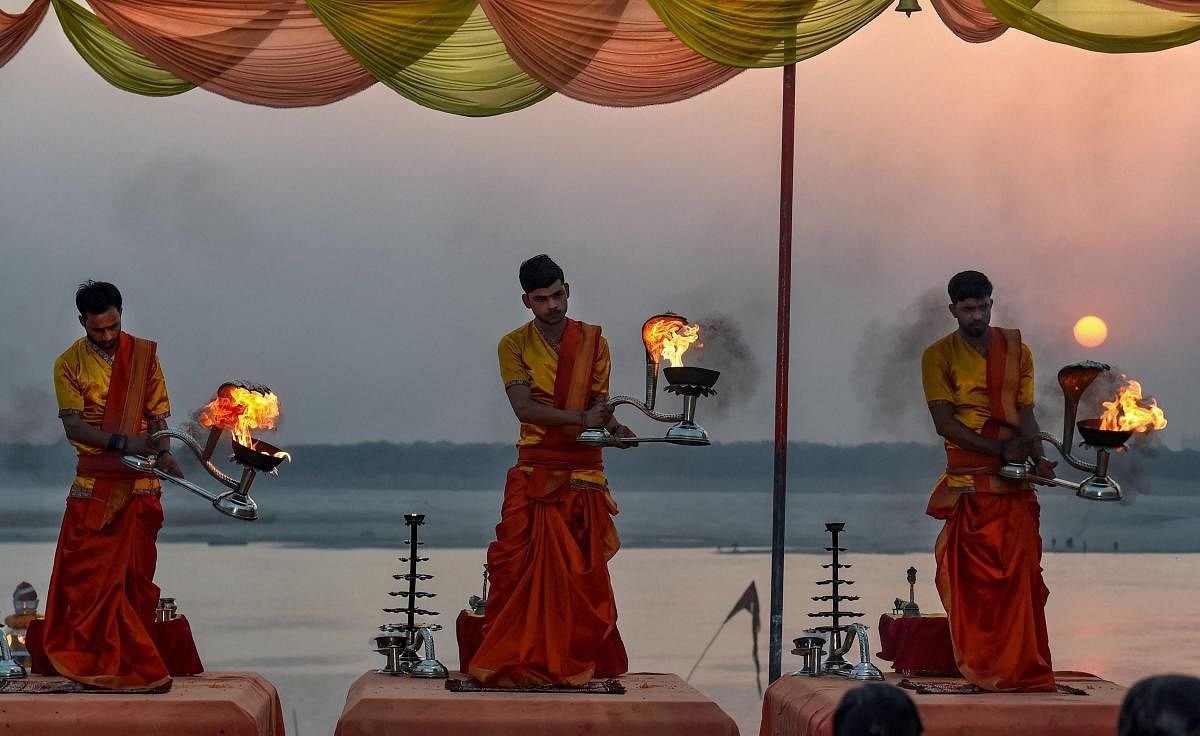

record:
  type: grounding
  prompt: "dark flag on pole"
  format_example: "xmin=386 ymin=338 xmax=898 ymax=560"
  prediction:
xmin=725 ymin=581 xmax=763 ymax=696
xmin=687 ymin=580 xmax=764 ymax=697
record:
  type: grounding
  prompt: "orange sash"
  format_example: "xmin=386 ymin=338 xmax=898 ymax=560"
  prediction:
xmin=927 ymin=327 xmax=1029 ymax=518
xmin=78 ymin=333 xmax=157 ymax=530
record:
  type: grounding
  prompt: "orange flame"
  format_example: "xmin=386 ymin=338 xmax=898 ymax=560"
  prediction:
xmin=642 ymin=315 xmax=701 ymax=368
xmin=1099 ymin=379 xmax=1167 ymax=433
xmin=199 ymin=387 xmax=281 ymax=447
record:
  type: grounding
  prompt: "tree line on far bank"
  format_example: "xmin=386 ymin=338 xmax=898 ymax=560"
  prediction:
xmin=1 ymin=440 xmax=1193 ymax=493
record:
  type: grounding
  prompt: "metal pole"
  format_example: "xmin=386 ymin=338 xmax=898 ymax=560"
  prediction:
xmin=768 ymin=62 xmax=796 ymax=684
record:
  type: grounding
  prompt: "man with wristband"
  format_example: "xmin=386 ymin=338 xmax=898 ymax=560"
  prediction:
xmin=467 ymin=254 xmax=635 ymax=687
xmin=921 ymin=270 xmax=1058 ymax=692
xmin=44 ymin=280 xmax=182 ymax=689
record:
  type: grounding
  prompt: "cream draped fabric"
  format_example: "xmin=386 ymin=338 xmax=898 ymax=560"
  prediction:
xmin=930 ymin=0 xmax=1007 ymax=42
xmin=478 ymin=0 xmax=740 ymax=107
xmin=1 ymin=0 xmax=48 ymax=68
xmin=86 ymin=0 xmax=375 ymax=107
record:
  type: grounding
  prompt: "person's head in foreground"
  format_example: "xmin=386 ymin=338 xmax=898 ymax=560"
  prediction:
xmin=1119 ymin=674 xmax=1200 ymax=736
xmin=833 ymin=682 xmax=923 ymax=736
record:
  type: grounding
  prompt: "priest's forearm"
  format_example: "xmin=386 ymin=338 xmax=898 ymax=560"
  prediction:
xmin=928 ymin=401 xmax=1004 ymax=457
xmin=1017 ymin=405 xmax=1045 ymax=460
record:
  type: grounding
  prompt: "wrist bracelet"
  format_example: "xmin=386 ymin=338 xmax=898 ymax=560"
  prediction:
xmin=578 ymin=411 xmax=586 ymax=427
xmin=106 ymin=433 xmax=120 ymax=451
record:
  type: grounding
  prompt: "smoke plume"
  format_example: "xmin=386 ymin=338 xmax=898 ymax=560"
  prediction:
xmin=852 ymin=289 xmax=950 ymax=437
xmin=689 ymin=314 xmax=761 ymax=417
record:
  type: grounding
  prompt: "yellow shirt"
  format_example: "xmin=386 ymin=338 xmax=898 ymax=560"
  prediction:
xmin=921 ymin=330 xmax=1034 ymax=487
xmin=54 ymin=337 xmax=171 ymax=490
xmin=498 ymin=321 xmax=610 ymax=485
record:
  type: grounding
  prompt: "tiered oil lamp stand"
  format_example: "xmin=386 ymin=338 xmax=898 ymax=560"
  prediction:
xmin=371 ymin=513 xmax=448 ymax=678
xmin=791 ymin=522 xmax=883 ymax=681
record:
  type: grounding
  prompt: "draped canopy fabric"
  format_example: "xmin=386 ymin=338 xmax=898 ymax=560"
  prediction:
xmin=305 ymin=0 xmax=550 ymax=116
xmin=0 ymin=0 xmax=47 ymax=68
xmin=86 ymin=0 xmax=375 ymax=107
xmin=646 ymin=0 xmax=896 ymax=67
xmin=980 ymin=0 xmax=1200 ymax=52
xmin=477 ymin=0 xmax=741 ymax=107
xmin=52 ymin=0 xmax=193 ymax=96
xmin=6 ymin=0 xmax=1200 ymax=114
xmin=929 ymin=0 xmax=1007 ymax=42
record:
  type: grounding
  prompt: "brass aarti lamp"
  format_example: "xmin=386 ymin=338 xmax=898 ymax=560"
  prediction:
xmin=999 ymin=361 xmax=1128 ymax=502
xmin=120 ymin=381 xmax=290 ymax=520
xmin=577 ymin=313 xmax=719 ymax=447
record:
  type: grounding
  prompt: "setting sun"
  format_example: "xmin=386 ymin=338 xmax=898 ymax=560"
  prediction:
xmin=1073 ymin=315 xmax=1108 ymax=348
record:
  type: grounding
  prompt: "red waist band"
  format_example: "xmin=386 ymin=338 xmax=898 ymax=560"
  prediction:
xmin=517 ymin=445 xmax=603 ymax=471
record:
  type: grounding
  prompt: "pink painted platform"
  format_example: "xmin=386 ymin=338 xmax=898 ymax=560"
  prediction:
xmin=0 ymin=672 xmax=285 ymax=736
xmin=335 ymin=671 xmax=739 ymax=736
xmin=759 ymin=671 xmax=1124 ymax=736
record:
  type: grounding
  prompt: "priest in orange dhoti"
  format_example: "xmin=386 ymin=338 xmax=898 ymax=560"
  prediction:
xmin=467 ymin=254 xmax=635 ymax=687
xmin=921 ymin=270 xmax=1058 ymax=692
xmin=43 ymin=280 xmax=183 ymax=690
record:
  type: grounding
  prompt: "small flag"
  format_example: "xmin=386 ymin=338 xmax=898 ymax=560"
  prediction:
xmin=724 ymin=581 xmax=762 ymax=696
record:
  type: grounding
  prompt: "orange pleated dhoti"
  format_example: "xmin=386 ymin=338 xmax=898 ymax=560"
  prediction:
xmin=933 ymin=489 xmax=1054 ymax=692
xmin=43 ymin=494 xmax=169 ymax=689
xmin=468 ymin=456 xmax=627 ymax=688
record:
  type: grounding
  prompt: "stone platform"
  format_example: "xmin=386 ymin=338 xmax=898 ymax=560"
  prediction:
xmin=759 ymin=671 xmax=1123 ymax=736
xmin=0 ymin=672 xmax=284 ymax=736
xmin=335 ymin=671 xmax=739 ymax=736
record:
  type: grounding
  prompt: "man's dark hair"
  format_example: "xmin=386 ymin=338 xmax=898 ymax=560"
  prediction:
xmin=519 ymin=255 xmax=565 ymax=294
xmin=833 ymin=682 xmax=923 ymax=736
xmin=947 ymin=270 xmax=993 ymax=304
xmin=1119 ymin=675 xmax=1200 ymax=736
xmin=75 ymin=280 xmax=123 ymax=316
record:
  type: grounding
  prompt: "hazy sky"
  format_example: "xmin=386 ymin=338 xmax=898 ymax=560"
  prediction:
xmin=2 ymin=8 xmax=1199 ymax=450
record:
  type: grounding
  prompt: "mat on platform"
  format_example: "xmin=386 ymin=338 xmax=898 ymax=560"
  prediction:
xmin=445 ymin=677 xmax=625 ymax=694
xmin=0 ymin=676 xmax=172 ymax=695
xmin=898 ymin=678 xmax=1088 ymax=696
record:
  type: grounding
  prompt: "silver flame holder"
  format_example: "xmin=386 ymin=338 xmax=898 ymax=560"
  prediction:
xmin=372 ymin=513 xmax=448 ymax=679
xmin=791 ymin=522 xmax=882 ymax=680
xmin=119 ymin=381 xmax=289 ymax=521
xmin=998 ymin=361 xmax=1127 ymax=502
xmin=577 ymin=313 xmax=719 ymax=447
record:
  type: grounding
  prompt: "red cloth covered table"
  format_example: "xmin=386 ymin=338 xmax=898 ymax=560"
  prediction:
xmin=0 ymin=672 xmax=284 ymax=736
xmin=759 ymin=671 xmax=1124 ymax=736
xmin=876 ymin=613 xmax=959 ymax=676
xmin=25 ymin=615 xmax=204 ymax=676
xmin=336 ymin=671 xmax=739 ymax=736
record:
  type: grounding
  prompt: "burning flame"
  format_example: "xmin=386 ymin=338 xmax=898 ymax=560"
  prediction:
xmin=643 ymin=315 xmax=701 ymax=368
xmin=199 ymin=386 xmax=281 ymax=447
xmin=1099 ymin=379 xmax=1167 ymax=433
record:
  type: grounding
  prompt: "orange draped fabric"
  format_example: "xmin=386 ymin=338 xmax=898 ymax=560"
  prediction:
xmin=0 ymin=0 xmax=48 ymax=69
xmin=479 ymin=0 xmax=740 ymax=107
xmin=43 ymin=333 xmax=170 ymax=690
xmin=925 ymin=327 xmax=1055 ymax=692
xmin=86 ymin=0 xmax=375 ymax=107
xmin=468 ymin=320 xmax=628 ymax=687
xmin=929 ymin=0 xmax=1007 ymax=42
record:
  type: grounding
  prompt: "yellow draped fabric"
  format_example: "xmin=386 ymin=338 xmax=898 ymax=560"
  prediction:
xmin=981 ymin=0 xmax=1200 ymax=52
xmin=50 ymin=0 xmax=193 ymax=96
xmin=305 ymin=0 xmax=550 ymax=116
xmin=646 ymin=0 xmax=894 ymax=67
xmin=921 ymin=330 xmax=1033 ymax=489
xmin=498 ymin=320 xmax=610 ymax=485
xmin=53 ymin=336 xmax=170 ymax=491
